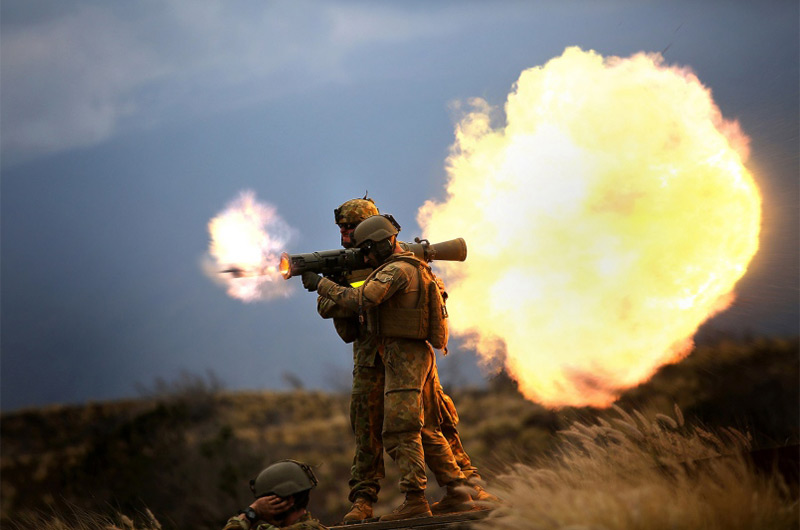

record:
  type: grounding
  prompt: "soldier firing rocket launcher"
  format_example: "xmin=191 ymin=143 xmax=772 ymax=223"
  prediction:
xmin=278 ymin=237 xmax=467 ymax=280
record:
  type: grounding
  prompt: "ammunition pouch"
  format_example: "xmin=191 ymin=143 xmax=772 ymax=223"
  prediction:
xmin=333 ymin=317 xmax=359 ymax=344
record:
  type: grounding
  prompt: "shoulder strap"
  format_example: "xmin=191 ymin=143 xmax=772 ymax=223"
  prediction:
xmin=389 ymin=254 xmax=424 ymax=266
xmin=390 ymin=255 xmax=433 ymax=276
xmin=358 ymin=265 xmax=383 ymax=325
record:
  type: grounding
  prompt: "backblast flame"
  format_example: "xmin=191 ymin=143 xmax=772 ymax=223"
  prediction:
xmin=206 ymin=190 xmax=294 ymax=302
xmin=418 ymin=47 xmax=761 ymax=407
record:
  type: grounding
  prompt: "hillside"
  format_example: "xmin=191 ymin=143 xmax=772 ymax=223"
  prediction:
xmin=1 ymin=336 xmax=797 ymax=529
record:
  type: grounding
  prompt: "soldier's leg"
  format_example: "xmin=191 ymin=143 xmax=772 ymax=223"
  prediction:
xmin=348 ymin=359 xmax=385 ymax=503
xmin=437 ymin=396 xmax=479 ymax=479
xmin=380 ymin=340 xmax=430 ymax=494
xmin=436 ymin=394 xmax=501 ymax=506
xmin=427 ymin=362 xmax=500 ymax=512
xmin=426 ymin=358 xmax=478 ymax=480
xmin=421 ymin=363 xmax=467 ymax=488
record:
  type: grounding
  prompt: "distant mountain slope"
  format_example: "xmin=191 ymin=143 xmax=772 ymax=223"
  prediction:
xmin=2 ymin=337 xmax=797 ymax=529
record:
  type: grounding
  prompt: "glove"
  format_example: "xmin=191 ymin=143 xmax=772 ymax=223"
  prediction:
xmin=301 ymin=271 xmax=322 ymax=292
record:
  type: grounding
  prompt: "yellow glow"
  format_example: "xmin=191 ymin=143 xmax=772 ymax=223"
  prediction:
xmin=279 ymin=253 xmax=292 ymax=279
xmin=418 ymin=47 xmax=761 ymax=407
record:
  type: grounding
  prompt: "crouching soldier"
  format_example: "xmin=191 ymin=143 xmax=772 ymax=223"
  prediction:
xmin=224 ymin=460 xmax=327 ymax=530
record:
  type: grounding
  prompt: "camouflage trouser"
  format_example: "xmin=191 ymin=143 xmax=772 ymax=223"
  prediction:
xmin=381 ymin=339 xmax=465 ymax=493
xmin=348 ymin=361 xmax=386 ymax=503
xmin=348 ymin=346 xmax=478 ymax=500
xmin=432 ymin=364 xmax=479 ymax=482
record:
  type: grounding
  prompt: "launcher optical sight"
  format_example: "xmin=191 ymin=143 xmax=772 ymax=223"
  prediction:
xmin=279 ymin=237 xmax=467 ymax=280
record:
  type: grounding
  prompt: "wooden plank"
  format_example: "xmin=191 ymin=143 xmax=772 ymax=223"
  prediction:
xmin=329 ymin=508 xmax=491 ymax=530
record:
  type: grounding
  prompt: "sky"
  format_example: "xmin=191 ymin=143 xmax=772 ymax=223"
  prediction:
xmin=2 ymin=0 xmax=798 ymax=411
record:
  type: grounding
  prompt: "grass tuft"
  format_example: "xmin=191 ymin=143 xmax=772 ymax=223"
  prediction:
xmin=478 ymin=407 xmax=798 ymax=530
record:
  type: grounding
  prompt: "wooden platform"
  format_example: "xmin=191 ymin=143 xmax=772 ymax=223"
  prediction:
xmin=329 ymin=509 xmax=491 ymax=530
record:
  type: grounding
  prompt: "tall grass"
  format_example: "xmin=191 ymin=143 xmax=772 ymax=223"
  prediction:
xmin=6 ymin=506 xmax=163 ymax=530
xmin=478 ymin=406 xmax=798 ymax=530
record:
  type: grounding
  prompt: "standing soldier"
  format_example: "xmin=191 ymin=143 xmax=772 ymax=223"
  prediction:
xmin=304 ymin=213 xmax=489 ymax=521
xmin=223 ymin=460 xmax=327 ymax=530
xmin=316 ymin=197 xmax=387 ymax=522
xmin=319 ymin=198 xmax=496 ymax=522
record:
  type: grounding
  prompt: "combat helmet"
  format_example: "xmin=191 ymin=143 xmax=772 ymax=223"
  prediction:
xmin=250 ymin=460 xmax=318 ymax=498
xmin=353 ymin=214 xmax=401 ymax=248
xmin=334 ymin=195 xmax=379 ymax=226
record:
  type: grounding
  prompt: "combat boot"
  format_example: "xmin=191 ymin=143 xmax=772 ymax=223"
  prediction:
xmin=470 ymin=483 xmax=502 ymax=505
xmin=379 ymin=490 xmax=432 ymax=521
xmin=430 ymin=479 xmax=475 ymax=515
xmin=342 ymin=497 xmax=373 ymax=524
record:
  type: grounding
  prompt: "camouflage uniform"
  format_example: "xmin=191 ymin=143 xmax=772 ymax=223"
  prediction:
xmin=323 ymin=198 xmax=480 ymax=507
xmin=432 ymin=363 xmax=478 ymax=480
xmin=318 ymin=272 xmax=480 ymax=503
xmin=318 ymin=294 xmax=386 ymax=502
xmin=222 ymin=511 xmax=327 ymax=530
xmin=317 ymin=251 xmax=466 ymax=493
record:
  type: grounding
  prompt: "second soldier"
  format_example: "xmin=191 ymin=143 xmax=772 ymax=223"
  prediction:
xmin=304 ymin=210 xmax=495 ymax=521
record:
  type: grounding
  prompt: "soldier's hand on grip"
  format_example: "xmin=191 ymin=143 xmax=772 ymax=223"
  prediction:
xmin=327 ymin=272 xmax=349 ymax=286
xmin=301 ymin=271 xmax=322 ymax=291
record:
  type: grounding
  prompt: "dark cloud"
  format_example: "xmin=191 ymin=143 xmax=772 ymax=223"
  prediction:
xmin=1 ymin=0 xmax=797 ymax=411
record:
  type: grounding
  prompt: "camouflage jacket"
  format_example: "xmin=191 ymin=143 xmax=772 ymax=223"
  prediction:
xmin=317 ymin=251 xmax=424 ymax=339
xmin=317 ymin=281 xmax=380 ymax=367
xmin=223 ymin=511 xmax=327 ymax=530
xmin=316 ymin=243 xmax=421 ymax=367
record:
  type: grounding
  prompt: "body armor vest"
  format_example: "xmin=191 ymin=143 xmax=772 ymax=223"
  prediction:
xmin=365 ymin=255 xmax=449 ymax=352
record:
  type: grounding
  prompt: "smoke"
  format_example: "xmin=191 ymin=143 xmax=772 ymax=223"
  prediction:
xmin=418 ymin=47 xmax=761 ymax=407
xmin=205 ymin=190 xmax=295 ymax=302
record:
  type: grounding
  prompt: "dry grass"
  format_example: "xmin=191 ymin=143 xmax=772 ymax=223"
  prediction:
xmin=2 ymin=337 xmax=796 ymax=528
xmin=6 ymin=506 xmax=163 ymax=530
xmin=478 ymin=405 xmax=798 ymax=530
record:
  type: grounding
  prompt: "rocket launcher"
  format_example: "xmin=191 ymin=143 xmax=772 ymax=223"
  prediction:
xmin=278 ymin=237 xmax=467 ymax=280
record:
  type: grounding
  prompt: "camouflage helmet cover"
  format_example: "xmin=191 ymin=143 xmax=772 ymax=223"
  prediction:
xmin=334 ymin=197 xmax=379 ymax=225
xmin=250 ymin=460 xmax=318 ymax=498
xmin=353 ymin=214 xmax=401 ymax=248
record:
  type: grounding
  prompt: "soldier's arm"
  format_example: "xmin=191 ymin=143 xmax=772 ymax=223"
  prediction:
xmin=317 ymin=295 xmax=355 ymax=319
xmin=254 ymin=523 xmax=283 ymax=530
xmin=223 ymin=496 xmax=296 ymax=530
xmin=222 ymin=515 xmax=249 ymax=530
xmin=317 ymin=264 xmax=408 ymax=312
xmin=222 ymin=515 xmax=280 ymax=530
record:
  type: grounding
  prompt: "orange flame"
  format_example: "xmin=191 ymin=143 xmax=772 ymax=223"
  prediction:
xmin=206 ymin=190 xmax=294 ymax=302
xmin=418 ymin=47 xmax=761 ymax=407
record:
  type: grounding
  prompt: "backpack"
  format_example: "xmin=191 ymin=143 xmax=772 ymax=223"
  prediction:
xmin=424 ymin=265 xmax=450 ymax=352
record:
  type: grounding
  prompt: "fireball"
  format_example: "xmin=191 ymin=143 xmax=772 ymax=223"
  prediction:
xmin=418 ymin=47 xmax=761 ymax=407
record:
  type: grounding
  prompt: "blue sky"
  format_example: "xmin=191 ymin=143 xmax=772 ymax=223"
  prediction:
xmin=2 ymin=0 xmax=798 ymax=411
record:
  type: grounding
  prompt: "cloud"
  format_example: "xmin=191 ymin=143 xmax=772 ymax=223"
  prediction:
xmin=1 ymin=5 xmax=167 ymax=164
xmin=0 ymin=0 xmax=475 ymax=166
